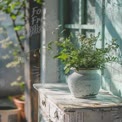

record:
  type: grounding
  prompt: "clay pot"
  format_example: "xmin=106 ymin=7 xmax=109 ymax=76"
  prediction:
xmin=12 ymin=95 xmax=26 ymax=122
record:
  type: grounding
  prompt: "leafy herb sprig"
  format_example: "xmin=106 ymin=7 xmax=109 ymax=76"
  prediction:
xmin=48 ymin=33 xmax=119 ymax=74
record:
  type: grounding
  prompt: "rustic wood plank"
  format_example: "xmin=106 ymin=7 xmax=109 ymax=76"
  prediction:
xmin=25 ymin=1 xmax=41 ymax=122
xmin=34 ymin=84 xmax=122 ymax=111
xmin=34 ymin=83 xmax=122 ymax=122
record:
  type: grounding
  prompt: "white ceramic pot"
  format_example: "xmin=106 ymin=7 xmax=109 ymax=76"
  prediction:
xmin=67 ymin=69 xmax=101 ymax=98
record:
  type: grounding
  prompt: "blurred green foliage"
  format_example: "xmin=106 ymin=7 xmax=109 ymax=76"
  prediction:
xmin=0 ymin=0 xmax=42 ymax=86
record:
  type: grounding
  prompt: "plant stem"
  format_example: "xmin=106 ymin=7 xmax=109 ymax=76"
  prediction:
xmin=12 ymin=19 xmax=24 ymax=52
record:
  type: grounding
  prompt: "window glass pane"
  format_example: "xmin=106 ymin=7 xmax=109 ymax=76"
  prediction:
xmin=68 ymin=0 xmax=79 ymax=24
xmin=83 ymin=29 xmax=95 ymax=36
xmin=85 ymin=0 xmax=95 ymax=24
xmin=67 ymin=29 xmax=79 ymax=38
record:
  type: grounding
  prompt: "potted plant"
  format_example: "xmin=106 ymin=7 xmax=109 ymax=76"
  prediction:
xmin=48 ymin=33 xmax=119 ymax=98
xmin=11 ymin=76 xmax=26 ymax=121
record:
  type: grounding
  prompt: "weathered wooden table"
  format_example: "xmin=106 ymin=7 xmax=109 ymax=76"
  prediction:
xmin=34 ymin=83 xmax=122 ymax=122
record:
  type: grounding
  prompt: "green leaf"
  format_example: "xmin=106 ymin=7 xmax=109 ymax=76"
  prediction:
xmin=11 ymin=14 xmax=17 ymax=20
xmin=14 ymin=26 xmax=23 ymax=31
xmin=64 ymin=68 xmax=70 ymax=74
xmin=48 ymin=32 xmax=119 ymax=71
xmin=35 ymin=0 xmax=42 ymax=4
xmin=20 ymin=35 xmax=25 ymax=40
xmin=54 ymin=53 xmax=68 ymax=60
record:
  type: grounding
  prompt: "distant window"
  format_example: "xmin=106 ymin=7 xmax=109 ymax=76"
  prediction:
xmin=58 ymin=0 xmax=95 ymax=82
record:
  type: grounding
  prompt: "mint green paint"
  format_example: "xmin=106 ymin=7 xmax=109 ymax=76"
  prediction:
xmin=59 ymin=0 xmax=122 ymax=97
xmin=79 ymin=0 xmax=84 ymax=33
xmin=79 ymin=0 xmax=82 ymax=25
xmin=96 ymin=0 xmax=122 ymax=97
xmin=102 ymin=63 xmax=122 ymax=97
xmin=65 ymin=24 xmax=95 ymax=30
xmin=101 ymin=0 xmax=105 ymax=49
xmin=95 ymin=0 xmax=104 ymax=48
